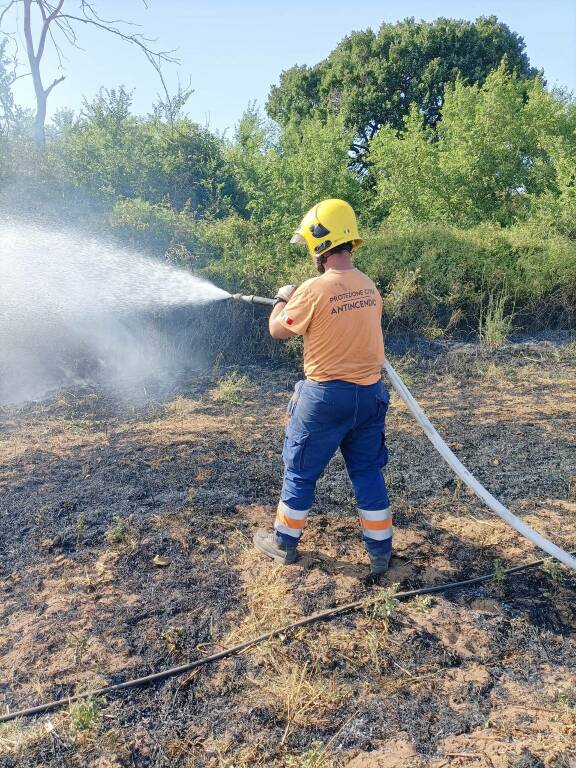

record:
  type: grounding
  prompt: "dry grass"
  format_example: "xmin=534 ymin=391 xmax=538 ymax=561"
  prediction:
xmin=1 ymin=347 xmax=576 ymax=767
xmin=0 ymin=719 xmax=50 ymax=760
xmin=225 ymin=551 xmax=301 ymax=649
xmin=257 ymin=661 xmax=343 ymax=746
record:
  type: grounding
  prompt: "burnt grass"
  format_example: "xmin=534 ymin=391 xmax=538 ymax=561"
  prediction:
xmin=0 ymin=342 xmax=575 ymax=767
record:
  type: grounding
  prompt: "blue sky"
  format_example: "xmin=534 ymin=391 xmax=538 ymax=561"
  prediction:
xmin=8 ymin=0 xmax=576 ymax=135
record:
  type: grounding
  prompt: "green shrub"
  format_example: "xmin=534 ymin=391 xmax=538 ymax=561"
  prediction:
xmin=479 ymin=290 xmax=514 ymax=348
xmin=213 ymin=371 xmax=250 ymax=406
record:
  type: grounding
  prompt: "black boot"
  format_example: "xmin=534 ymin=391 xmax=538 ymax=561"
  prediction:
xmin=369 ymin=551 xmax=392 ymax=575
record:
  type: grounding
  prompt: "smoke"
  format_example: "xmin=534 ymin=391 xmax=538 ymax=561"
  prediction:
xmin=0 ymin=218 xmax=230 ymax=404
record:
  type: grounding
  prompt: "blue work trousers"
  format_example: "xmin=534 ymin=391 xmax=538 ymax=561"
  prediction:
xmin=274 ymin=379 xmax=392 ymax=556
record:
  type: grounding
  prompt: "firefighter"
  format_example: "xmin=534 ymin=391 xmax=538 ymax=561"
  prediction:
xmin=253 ymin=199 xmax=392 ymax=575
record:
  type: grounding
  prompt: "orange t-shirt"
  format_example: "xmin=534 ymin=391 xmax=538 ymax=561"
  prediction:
xmin=278 ymin=268 xmax=384 ymax=385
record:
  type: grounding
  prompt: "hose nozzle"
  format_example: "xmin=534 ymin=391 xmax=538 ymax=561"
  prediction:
xmin=230 ymin=293 xmax=275 ymax=306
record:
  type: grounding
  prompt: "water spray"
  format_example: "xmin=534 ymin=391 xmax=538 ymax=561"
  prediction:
xmin=231 ymin=291 xmax=576 ymax=572
xmin=0 ymin=220 xmax=230 ymax=403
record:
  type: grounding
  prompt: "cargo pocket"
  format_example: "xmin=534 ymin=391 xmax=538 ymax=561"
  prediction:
xmin=282 ymin=426 xmax=309 ymax=472
xmin=377 ymin=397 xmax=389 ymax=419
xmin=378 ymin=431 xmax=389 ymax=468
xmin=376 ymin=387 xmax=390 ymax=418
xmin=287 ymin=380 xmax=305 ymax=417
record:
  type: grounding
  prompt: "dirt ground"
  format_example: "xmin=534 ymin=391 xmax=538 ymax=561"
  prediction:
xmin=0 ymin=342 xmax=575 ymax=768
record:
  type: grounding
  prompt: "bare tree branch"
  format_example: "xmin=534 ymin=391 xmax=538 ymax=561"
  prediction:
xmin=10 ymin=70 xmax=32 ymax=82
xmin=48 ymin=27 xmax=66 ymax=66
xmin=45 ymin=72 xmax=64 ymax=95
xmin=0 ymin=0 xmax=178 ymax=144
xmin=36 ymin=0 xmax=65 ymax=62
xmin=52 ymin=15 xmax=80 ymax=48
xmin=59 ymin=12 xmax=177 ymax=64
xmin=0 ymin=1 xmax=19 ymax=28
xmin=79 ymin=0 xmax=141 ymax=29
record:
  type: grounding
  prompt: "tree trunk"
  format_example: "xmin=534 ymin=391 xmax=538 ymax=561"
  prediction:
xmin=23 ymin=0 xmax=45 ymax=146
xmin=34 ymin=90 xmax=47 ymax=146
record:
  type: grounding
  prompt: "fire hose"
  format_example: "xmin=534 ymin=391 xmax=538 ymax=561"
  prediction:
xmin=1 ymin=292 xmax=573 ymax=724
xmin=232 ymin=293 xmax=576 ymax=572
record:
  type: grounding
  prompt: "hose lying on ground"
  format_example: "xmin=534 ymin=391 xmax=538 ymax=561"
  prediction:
xmin=1 ymin=552 xmax=574 ymax=724
xmin=2 ymin=296 xmax=572 ymax=723
xmin=230 ymin=293 xmax=576 ymax=572
xmin=383 ymin=360 xmax=576 ymax=572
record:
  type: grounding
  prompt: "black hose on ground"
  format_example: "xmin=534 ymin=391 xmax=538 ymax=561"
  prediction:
xmin=1 ymin=551 xmax=573 ymax=724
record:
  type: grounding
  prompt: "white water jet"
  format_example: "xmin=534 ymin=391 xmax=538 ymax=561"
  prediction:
xmin=0 ymin=220 xmax=230 ymax=403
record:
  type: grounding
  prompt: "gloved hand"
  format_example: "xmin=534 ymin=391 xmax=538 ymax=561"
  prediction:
xmin=274 ymin=284 xmax=296 ymax=304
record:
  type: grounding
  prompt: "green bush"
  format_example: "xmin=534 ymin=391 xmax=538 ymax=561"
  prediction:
xmin=195 ymin=220 xmax=576 ymax=332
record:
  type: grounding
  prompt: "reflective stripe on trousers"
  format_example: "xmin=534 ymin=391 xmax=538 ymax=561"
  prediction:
xmin=275 ymin=378 xmax=392 ymax=556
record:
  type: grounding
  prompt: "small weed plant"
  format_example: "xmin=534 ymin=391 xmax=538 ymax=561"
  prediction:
xmin=493 ymin=559 xmax=506 ymax=585
xmin=479 ymin=290 xmax=514 ymax=349
xmin=557 ymin=689 xmax=576 ymax=710
xmin=541 ymin=559 xmax=566 ymax=584
xmin=213 ymin=371 xmax=250 ymax=406
xmin=75 ymin=511 xmax=86 ymax=545
xmin=105 ymin=515 xmax=137 ymax=550
xmin=67 ymin=420 xmax=89 ymax=435
xmin=411 ymin=594 xmax=435 ymax=613
xmin=162 ymin=626 xmax=184 ymax=656
xmin=476 ymin=361 xmax=503 ymax=380
xmin=68 ymin=698 xmax=100 ymax=733
xmin=285 ymin=742 xmax=330 ymax=768
xmin=67 ymin=632 xmax=89 ymax=667
xmin=367 ymin=585 xmax=400 ymax=622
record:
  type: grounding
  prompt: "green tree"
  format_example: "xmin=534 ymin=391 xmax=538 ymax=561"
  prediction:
xmin=267 ymin=16 xmax=536 ymax=169
xmin=54 ymin=87 xmax=238 ymax=217
xmin=527 ymin=89 xmax=576 ymax=238
xmin=370 ymin=65 xmax=575 ymax=228
xmin=227 ymin=108 xmax=367 ymax=240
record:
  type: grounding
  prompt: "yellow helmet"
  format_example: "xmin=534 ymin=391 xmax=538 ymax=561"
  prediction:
xmin=290 ymin=199 xmax=362 ymax=260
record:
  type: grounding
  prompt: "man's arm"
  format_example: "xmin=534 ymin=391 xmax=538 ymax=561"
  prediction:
xmin=269 ymin=302 xmax=297 ymax=339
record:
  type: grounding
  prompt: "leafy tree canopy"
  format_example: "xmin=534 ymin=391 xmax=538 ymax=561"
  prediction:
xmin=369 ymin=64 xmax=576 ymax=229
xmin=266 ymin=15 xmax=537 ymax=167
xmin=52 ymin=87 xmax=239 ymax=217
